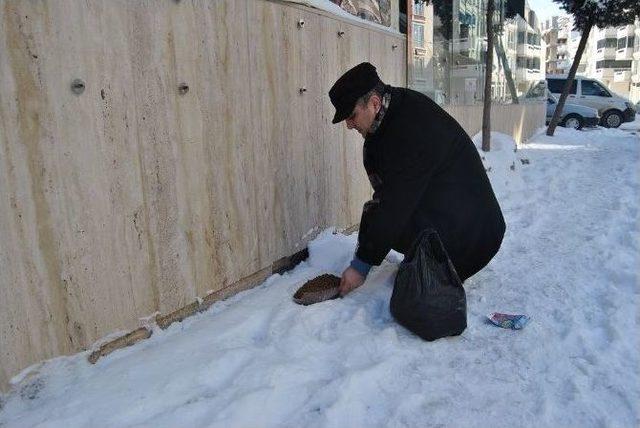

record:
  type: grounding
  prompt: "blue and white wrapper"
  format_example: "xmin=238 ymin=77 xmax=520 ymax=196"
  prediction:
xmin=488 ymin=312 xmax=530 ymax=330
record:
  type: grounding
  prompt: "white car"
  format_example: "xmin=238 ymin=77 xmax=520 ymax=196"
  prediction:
xmin=546 ymin=92 xmax=600 ymax=130
xmin=547 ymin=75 xmax=636 ymax=128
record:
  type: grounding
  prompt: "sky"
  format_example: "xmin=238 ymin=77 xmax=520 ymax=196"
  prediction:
xmin=527 ymin=0 xmax=565 ymax=23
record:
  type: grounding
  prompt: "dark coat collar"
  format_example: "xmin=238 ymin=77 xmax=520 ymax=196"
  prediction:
xmin=365 ymin=85 xmax=403 ymax=144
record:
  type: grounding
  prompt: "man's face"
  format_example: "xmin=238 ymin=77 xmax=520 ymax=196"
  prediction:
xmin=345 ymin=95 xmax=381 ymax=138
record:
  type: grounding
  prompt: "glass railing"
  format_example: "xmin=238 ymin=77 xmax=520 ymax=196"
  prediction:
xmin=408 ymin=36 xmax=545 ymax=106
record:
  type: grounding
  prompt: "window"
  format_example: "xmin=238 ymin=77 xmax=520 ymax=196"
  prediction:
xmin=616 ymin=36 xmax=633 ymax=49
xmin=595 ymin=59 xmax=632 ymax=69
xmin=506 ymin=30 xmax=516 ymax=49
xmin=413 ymin=23 xmax=425 ymax=48
xmin=460 ymin=23 xmax=470 ymax=39
xmin=414 ymin=2 xmax=425 ymax=17
xmin=527 ymin=33 xmax=540 ymax=46
xmin=581 ymin=80 xmax=610 ymax=97
xmin=597 ymin=38 xmax=618 ymax=49
xmin=518 ymin=57 xmax=541 ymax=70
xmin=517 ymin=31 xmax=525 ymax=44
xmin=547 ymin=78 xmax=576 ymax=94
xmin=414 ymin=56 xmax=427 ymax=70
xmin=531 ymin=57 xmax=541 ymax=69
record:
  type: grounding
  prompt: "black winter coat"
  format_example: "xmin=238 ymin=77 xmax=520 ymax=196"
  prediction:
xmin=356 ymin=86 xmax=506 ymax=281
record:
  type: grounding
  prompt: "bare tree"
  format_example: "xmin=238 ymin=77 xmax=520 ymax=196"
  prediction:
xmin=495 ymin=37 xmax=518 ymax=104
xmin=546 ymin=0 xmax=640 ymax=136
xmin=481 ymin=0 xmax=496 ymax=151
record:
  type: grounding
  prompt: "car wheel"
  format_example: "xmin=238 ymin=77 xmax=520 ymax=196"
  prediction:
xmin=561 ymin=114 xmax=584 ymax=130
xmin=601 ymin=110 xmax=622 ymax=128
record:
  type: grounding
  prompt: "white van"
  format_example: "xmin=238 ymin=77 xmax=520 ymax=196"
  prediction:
xmin=546 ymin=75 xmax=636 ymax=128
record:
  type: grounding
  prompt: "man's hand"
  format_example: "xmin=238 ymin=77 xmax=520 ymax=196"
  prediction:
xmin=339 ymin=267 xmax=365 ymax=297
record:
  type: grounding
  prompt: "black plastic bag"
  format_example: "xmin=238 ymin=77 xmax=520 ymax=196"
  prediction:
xmin=390 ymin=229 xmax=467 ymax=341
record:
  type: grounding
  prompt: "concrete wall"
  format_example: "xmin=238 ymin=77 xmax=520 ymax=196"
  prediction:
xmin=444 ymin=102 xmax=546 ymax=145
xmin=0 ymin=0 xmax=406 ymax=391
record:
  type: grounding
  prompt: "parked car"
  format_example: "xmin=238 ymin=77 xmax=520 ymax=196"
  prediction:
xmin=546 ymin=92 xmax=599 ymax=130
xmin=546 ymin=75 xmax=636 ymax=128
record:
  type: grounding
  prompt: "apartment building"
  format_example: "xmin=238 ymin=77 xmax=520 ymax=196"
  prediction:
xmin=512 ymin=6 xmax=545 ymax=96
xmin=409 ymin=0 xmax=435 ymax=98
xmin=583 ymin=24 xmax=635 ymax=97
xmin=542 ymin=16 xmax=573 ymax=74
xmin=449 ymin=0 xmax=487 ymax=104
xmin=570 ymin=27 xmax=589 ymax=74
xmin=543 ymin=27 xmax=559 ymax=73
xmin=629 ymin=17 xmax=640 ymax=103
xmin=556 ymin=16 xmax=574 ymax=73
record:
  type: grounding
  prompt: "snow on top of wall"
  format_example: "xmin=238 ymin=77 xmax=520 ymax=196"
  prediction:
xmin=281 ymin=0 xmax=402 ymax=36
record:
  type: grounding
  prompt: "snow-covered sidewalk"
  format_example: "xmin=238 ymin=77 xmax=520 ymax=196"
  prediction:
xmin=1 ymin=125 xmax=638 ymax=427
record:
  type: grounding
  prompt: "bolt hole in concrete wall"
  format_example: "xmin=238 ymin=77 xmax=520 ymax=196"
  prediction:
xmin=0 ymin=0 xmax=405 ymax=390
xmin=70 ymin=78 xmax=85 ymax=95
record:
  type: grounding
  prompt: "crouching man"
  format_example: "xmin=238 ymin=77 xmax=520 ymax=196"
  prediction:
xmin=328 ymin=62 xmax=506 ymax=296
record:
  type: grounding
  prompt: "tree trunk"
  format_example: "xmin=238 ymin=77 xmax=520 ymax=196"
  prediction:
xmin=546 ymin=20 xmax=593 ymax=136
xmin=482 ymin=0 xmax=495 ymax=152
xmin=496 ymin=37 xmax=518 ymax=104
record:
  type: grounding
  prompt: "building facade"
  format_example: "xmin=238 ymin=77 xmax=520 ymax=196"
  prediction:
xmin=584 ymin=24 xmax=635 ymax=97
xmin=513 ymin=7 xmax=545 ymax=96
xmin=409 ymin=0 xmax=435 ymax=97
xmin=631 ymin=17 xmax=640 ymax=103
xmin=542 ymin=15 xmax=573 ymax=75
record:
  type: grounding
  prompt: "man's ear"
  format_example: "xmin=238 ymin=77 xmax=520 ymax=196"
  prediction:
xmin=371 ymin=94 xmax=382 ymax=111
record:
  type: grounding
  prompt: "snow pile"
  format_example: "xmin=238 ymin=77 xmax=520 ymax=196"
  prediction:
xmin=620 ymin=113 xmax=640 ymax=131
xmin=471 ymin=131 xmax=526 ymax=195
xmin=1 ymin=126 xmax=639 ymax=427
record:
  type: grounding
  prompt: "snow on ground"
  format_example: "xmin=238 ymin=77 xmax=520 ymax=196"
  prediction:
xmin=1 ymin=125 xmax=639 ymax=427
xmin=620 ymin=113 xmax=640 ymax=132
